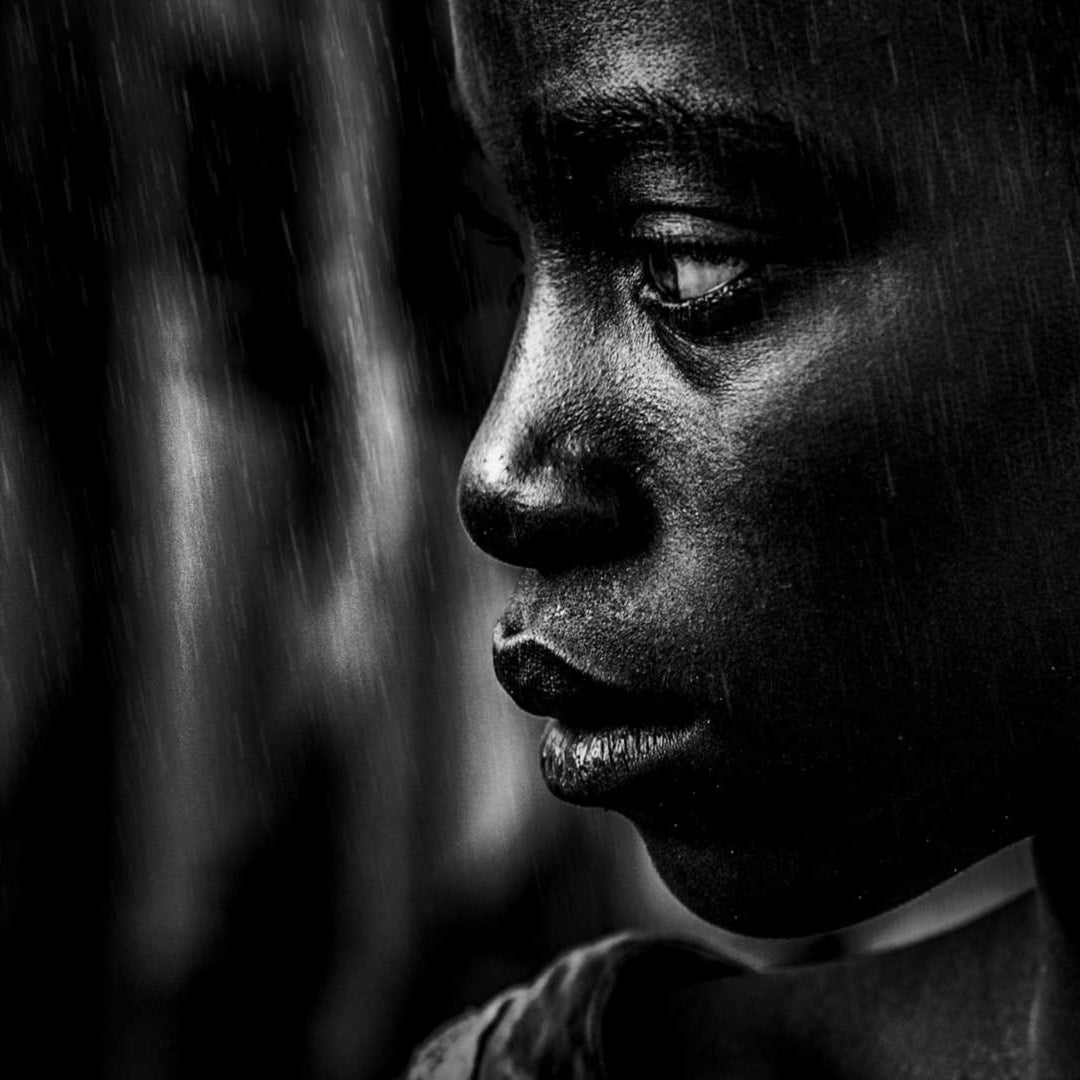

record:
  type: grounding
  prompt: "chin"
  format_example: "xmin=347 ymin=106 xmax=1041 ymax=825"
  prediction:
xmin=637 ymin=830 xmax=882 ymax=938
xmin=634 ymin=813 xmax=1026 ymax=940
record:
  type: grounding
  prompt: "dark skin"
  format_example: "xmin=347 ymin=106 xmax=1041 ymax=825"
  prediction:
xmin=451 ymin=0 xmax=1080 ymax=1073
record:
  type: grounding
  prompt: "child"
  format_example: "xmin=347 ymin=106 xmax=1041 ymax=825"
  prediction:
xmin=414 ymin=0 xmax=1080 ymax=1074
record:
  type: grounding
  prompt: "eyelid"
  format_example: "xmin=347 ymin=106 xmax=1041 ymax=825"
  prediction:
xmin=628 ymin=210 xmax=778 ymax=253
xmin=629 ymin=209 xmax=805 ymax=344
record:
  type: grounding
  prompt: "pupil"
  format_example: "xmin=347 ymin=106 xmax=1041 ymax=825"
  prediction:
xmin=647 ymin=250 xmax=680 ymax=299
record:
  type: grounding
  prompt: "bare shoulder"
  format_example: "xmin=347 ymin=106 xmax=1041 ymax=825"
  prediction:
xmin=606 ymin=893 xmax=1039 ymax=1079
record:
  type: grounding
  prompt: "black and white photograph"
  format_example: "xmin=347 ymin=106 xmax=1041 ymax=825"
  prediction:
xmin=0 ymin=0 xmax=1075 ymax=1076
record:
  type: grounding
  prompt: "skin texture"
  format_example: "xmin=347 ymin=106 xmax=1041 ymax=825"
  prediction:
xmin=449 ymin=2 xmax=1080 ymax=1073
xmin=603 ymin=891 xmax=1040 ymax=1079
xmin=452 ymin=0 xmax=1080 ymax=939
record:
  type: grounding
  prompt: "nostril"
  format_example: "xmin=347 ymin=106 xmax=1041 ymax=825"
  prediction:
xmin=458 ymin=459 xmax=641 ymax=569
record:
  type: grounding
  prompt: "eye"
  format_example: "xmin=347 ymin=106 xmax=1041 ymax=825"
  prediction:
xmin=644 ymin=249 xmax=751 ymax=303
xmin=627 ymin=212 xmax=797 ymax=343
xmin=630 ymin=211 xmax=769 ymax=312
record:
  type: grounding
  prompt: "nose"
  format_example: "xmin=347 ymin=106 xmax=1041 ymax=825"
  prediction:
xmin=457 ymin=351 xmax=648 ymax=572
xmin=458 ymin=435 xmax=634 ymax=568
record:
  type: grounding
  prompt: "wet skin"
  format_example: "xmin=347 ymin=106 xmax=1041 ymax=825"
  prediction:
xmin=452 ymin=0 xmax=1080 ymax=943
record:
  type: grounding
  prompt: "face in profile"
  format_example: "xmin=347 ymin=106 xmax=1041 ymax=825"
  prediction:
xmin=452 ymin=0 xmax=1080 ymax=935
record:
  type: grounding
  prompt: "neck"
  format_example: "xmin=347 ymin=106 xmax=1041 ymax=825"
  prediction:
xmin=1031 ymin=832 xmax=1080 ymax=1080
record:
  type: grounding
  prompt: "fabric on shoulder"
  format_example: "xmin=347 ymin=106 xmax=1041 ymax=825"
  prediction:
xmin=406 ymin=932 xmax=743 ymax=1079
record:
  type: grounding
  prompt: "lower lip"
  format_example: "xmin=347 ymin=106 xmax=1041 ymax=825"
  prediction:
xmin=538 ymin=716 xmax=707 ymax=805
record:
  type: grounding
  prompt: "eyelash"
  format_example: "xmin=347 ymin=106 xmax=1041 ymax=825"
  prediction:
xmin=613 ymin=207 xmax=798 ymax=337
xmin=643 ymin=241 xmax=756 ymax=288
xmin=461 ymin=191 xmax=795 ymax=341
xmin=632 ymin=240 xmax=783 ymax=341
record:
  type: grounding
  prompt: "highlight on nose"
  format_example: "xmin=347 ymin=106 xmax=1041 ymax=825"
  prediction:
xmin=457 ymin=440 xmax=641 ymax=569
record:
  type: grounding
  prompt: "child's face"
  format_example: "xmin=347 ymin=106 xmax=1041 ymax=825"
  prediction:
xmin=453 ymin=0 xmax=1080 ymax=935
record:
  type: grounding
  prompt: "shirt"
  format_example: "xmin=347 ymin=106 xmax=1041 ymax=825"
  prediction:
xmin=407 ymin=932 xmax=740 ymax=1079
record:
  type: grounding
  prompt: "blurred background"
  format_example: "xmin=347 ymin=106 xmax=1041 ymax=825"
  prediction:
xmin=0 ymin=0 xmax=1033 ymax=1076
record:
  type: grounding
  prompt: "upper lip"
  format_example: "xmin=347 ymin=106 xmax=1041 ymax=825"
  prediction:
xmin=493 ymin=625 xmax=687 ymax=731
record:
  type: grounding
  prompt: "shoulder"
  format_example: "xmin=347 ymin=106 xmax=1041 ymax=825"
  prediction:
xmin=406 ymin=894 xmax=1040 ymax=1080
xmin=405 ymin=932 xmax=745 ymax=1080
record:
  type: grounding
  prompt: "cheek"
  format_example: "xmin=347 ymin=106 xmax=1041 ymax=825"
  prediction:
xmin=637 ymin=236 xmax=1080 ymax=718
xmin=669 ymin=238 xmax=1079 ymax=567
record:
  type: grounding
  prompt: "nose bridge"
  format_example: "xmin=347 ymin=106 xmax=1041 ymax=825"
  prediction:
xmin=459 ymin=274 xmax=647 ymax=567
xmin=477 ymin=259 xmax=620 ymax=463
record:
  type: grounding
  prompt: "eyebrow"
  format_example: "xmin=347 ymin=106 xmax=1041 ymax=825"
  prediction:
xmin=483 ymin=82 xmax=889 ymax=244
xmin=517 ymin=85 xmax=818 ymax=169
xmin=465 ymin=80 xmax=887 ymax=256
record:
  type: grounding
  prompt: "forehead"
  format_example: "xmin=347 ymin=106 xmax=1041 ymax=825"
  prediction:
xmin=451 ymin=0 xmax=1039 ymax=162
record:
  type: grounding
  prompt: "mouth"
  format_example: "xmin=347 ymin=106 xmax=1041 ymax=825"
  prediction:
xmin=492 ymin=624 xmax=706 ymax=805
